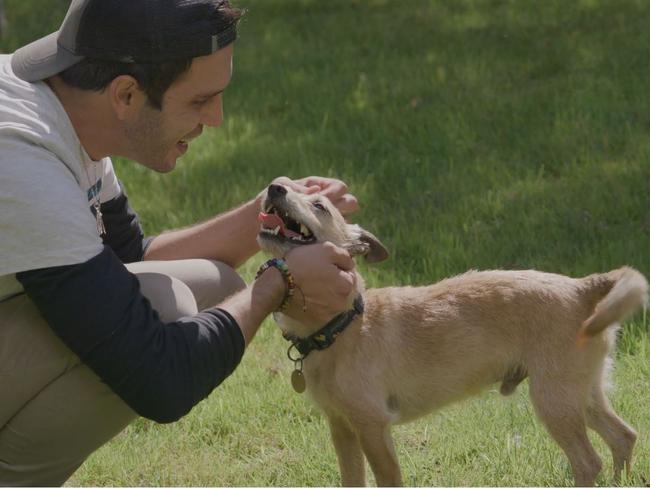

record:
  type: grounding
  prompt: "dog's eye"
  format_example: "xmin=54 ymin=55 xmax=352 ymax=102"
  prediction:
xmin=312 ymin=202 xmax=328 ymax=212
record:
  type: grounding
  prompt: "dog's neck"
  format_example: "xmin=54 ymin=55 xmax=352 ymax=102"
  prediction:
xmin=279 ymin=295 xmax=364 ymax=358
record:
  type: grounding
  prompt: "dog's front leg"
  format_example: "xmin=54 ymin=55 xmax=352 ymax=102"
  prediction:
xmin=328 ymin=415 xmax=366 ymax=486
xmin=355 ymin=420 xmax=402 ymax=486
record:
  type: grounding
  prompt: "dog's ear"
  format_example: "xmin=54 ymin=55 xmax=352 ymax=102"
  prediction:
xmin=346 ymin=225 xmax=389 ymax=263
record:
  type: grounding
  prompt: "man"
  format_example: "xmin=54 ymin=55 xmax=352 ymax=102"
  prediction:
xmin=0 ymin=0 xmax=359 ymax=485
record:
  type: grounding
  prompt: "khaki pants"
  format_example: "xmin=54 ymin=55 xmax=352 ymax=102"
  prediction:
xmin=0 ymin=259 xmax=245 ymax=486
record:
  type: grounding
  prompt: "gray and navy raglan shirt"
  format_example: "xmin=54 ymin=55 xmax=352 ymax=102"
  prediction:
xmin=0 ymin=54 xmax=244 ymax=422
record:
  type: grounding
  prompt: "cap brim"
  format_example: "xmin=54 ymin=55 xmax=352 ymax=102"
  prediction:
xmin=11 ymin=31 xmax=83 ymax=82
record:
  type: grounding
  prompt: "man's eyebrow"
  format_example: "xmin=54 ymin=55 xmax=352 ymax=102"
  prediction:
xmin=193 ymin=88 xmax=226 ymax=100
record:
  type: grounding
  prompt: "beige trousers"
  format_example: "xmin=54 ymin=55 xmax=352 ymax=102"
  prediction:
xmin=0 ymin=259 xmax=245 ymax=487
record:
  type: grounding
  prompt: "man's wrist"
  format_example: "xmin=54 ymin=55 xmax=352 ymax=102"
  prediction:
xmin=217 ymin=266 xmax=285 ymax=347
xmin=251 ymin=264 xmax=286 ymax=313
xmin=255 ymin=258 xmax=295 ymax=311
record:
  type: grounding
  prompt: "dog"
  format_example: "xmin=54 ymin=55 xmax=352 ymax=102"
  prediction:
xmin=256 ymin=183 xmax=647 ymax=487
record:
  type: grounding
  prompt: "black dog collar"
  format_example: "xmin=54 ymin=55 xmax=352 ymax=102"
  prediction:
xmin=283 ymin=295 xmax=364 ymax=360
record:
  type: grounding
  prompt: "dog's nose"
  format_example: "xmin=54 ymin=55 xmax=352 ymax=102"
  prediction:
xmin=268 ymin=184 xmax=287 ymax=199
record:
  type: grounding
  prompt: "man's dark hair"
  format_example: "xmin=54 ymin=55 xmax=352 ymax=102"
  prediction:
xmin=59 ymin=1 xmax=242 ymax=110
xmin=60 ymin=58 xmax=193 ymax=110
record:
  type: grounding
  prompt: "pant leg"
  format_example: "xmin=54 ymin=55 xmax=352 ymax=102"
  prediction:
xmin=126 ymin=258 xmax=246 ymax=310
xmin=0 ymin=259 xmax=243 ymax=486
xmin=0 ymin=294 xmax=136 ymax=487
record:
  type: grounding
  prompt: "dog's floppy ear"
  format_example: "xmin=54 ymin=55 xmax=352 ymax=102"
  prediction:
xmin=346 ymin=225 xmax=389 ymax=263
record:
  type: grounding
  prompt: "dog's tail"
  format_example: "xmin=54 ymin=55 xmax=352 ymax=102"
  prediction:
xmin=577 ymin=267 xmax=647 ymax=345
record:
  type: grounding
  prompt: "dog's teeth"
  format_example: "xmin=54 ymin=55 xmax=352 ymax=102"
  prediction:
xmin=273 ymin=226 xmax=280 ymax=235
xmin=300 ymin=224 xmax=312 ymax=237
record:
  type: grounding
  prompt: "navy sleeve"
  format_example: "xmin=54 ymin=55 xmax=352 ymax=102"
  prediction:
xmin=98 ymin=182 xmax=150 ymax=263
xmin=16 ymin=246 xmax=246 ymax=423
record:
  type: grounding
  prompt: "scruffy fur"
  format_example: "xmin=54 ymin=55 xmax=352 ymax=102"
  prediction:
xmin=257 ymin=184 xmax=648 ymax=487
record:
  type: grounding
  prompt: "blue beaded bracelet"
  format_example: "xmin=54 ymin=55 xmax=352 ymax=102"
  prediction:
xmin=255 ymin=258 xmax=295 ymax=311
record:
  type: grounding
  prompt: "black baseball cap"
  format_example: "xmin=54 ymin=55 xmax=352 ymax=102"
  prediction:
xmin=11 ymin=0 xmax=238 ymax=82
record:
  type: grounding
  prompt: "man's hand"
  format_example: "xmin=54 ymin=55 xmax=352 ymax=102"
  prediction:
xmin=282 ymin=241 xmax=357 ymax=325
xmin=266 ymin=176 xmax=359 ymax=217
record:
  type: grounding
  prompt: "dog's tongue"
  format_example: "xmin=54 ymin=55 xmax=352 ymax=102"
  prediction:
xmin=258 ymin=212 xmax=301 ymax=238
xmin=258 ymin=212 xmax=284 ymax=231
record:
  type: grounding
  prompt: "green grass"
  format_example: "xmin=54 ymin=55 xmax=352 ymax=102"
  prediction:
xmin=2 ymin=0 xmax=650 ymax=485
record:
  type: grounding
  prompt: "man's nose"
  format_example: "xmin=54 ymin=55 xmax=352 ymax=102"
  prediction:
xmin=201 ymin=95 xmax=223 ymax=127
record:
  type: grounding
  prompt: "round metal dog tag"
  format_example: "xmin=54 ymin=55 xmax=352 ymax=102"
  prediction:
xmin=291 ymin=370 xmax=306 ymax=394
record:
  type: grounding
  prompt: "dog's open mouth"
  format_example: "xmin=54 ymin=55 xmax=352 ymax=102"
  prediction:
xmin=258 ymin=205 xmax=316 ymax=244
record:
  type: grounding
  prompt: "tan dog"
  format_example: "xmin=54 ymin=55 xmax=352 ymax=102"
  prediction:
xmin=256 ymin=183 xmax=647 ymax=487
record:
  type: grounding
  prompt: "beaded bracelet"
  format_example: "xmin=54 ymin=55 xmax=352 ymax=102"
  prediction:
xmin=255 ymin=258 xmax=295 ymax=311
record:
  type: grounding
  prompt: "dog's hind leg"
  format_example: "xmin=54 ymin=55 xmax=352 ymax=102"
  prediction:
xmin=585 ymin=373 xmax=637 ymax=481
xmin=327 ymin=414 xmax=366 ymax=487
xmin=353 ymin=420 xmax=402 ymax=486
xmin=528 ymin=375 xmax=602 ymax=486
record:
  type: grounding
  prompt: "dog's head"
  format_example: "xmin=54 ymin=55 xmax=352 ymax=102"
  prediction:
xmin=256 ymin=183 xmax=389 ymax=263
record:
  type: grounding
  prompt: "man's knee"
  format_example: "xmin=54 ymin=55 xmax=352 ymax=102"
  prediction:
xmin=196 ymin=260 xmax=246 ymax=309
xmin=133 ymin=272 xmax=198 ymax=322
xmin=126 ymin=259 xmax=246 ymax=314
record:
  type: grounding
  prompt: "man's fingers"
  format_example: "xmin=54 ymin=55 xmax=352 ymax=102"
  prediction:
xmin=326 ymin=243 xmax=355 ymax=272
xmin=336 ymin=269 xmax=357 ymax=296
xmin=274 ymin=177 xmax=321 ymax=195
xmin=271 ymin=176 xmax=358 ymax=215
xmin=333 ymin=193 xmax=359 ymax=216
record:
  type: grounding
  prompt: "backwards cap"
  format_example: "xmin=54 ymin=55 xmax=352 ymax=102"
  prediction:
xmin=11 ymin=0 xmax=238 ymax=82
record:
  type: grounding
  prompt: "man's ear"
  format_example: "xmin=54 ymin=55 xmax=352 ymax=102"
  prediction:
xmin=346 ymin=225 xmax=389 ymax=263
xmin=108 ymin=75 xmax=146 ymax=120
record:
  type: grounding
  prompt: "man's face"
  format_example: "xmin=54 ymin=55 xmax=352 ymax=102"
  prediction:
xmin=124 ymin=44 xmax=234 ymax=172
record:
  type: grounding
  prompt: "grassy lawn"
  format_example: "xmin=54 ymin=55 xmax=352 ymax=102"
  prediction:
xmin=2 ymin=0 xmax=649 ymax=485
